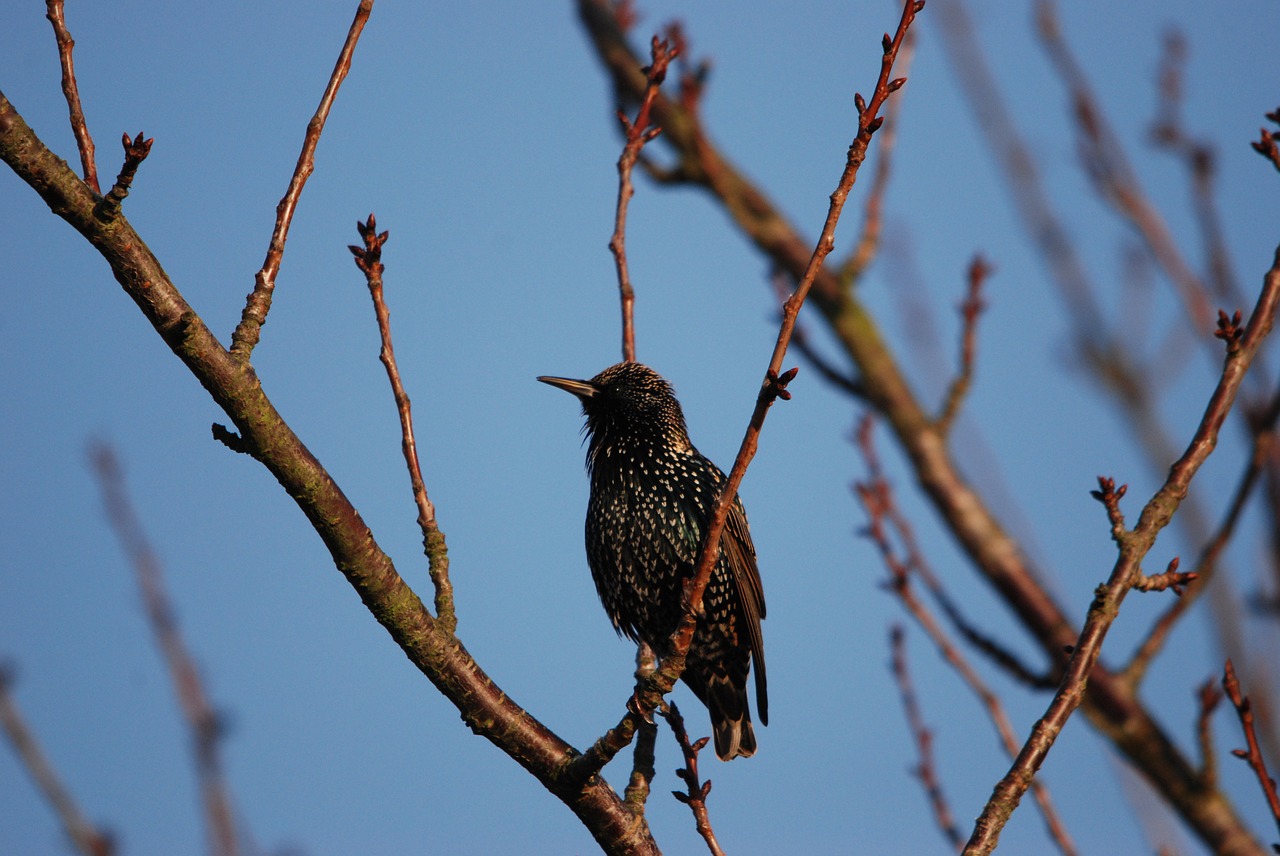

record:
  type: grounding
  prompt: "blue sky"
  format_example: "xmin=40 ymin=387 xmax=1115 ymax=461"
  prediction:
xmin=3 ymin=1 xmax=1279 ymax=854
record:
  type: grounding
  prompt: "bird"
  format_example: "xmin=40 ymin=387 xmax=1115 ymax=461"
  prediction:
xmin=538 ymin=361 xmax=767 ymax=760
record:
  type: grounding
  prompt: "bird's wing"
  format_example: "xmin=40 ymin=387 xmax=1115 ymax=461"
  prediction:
xmin=723 ymin=496 xmax=768 ymax=725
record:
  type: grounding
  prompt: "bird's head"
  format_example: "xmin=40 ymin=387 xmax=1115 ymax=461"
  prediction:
xmin=538 ymin=361 xmax=692 ymax=461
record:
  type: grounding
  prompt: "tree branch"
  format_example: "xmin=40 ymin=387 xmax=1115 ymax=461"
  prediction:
xmin=965 ymin=248 xmax=1280 ymax=854
xmin=609 ymin=35 xmax=677 ymax=363
xmin=44 ymin=0 xmax=98 ymax=193
xmin=578 ymin=0 xmax=1272 ymax=849
xmin=349 ymin=214 xmax=456 ymax=632
xmin=88 ymin=444 xmax=240 ymax=856
xmin=230 ymin=0 xmax=373 ymax=360
xmin=889 ymin=627 xmax=963 ymax=850
xmin=0 ymin=85 xmax=659 ymax=856
xmin=0 ymin=665 xmax=115 ymax=856
xmin=1223 ymin=660 xmax=1280 ymax=849
xmin=664 ymin=702 xmax=727 ymax=856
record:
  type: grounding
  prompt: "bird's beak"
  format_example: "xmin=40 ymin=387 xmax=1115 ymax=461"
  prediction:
xmin=537 ymin=375 xmax=598 ymax=400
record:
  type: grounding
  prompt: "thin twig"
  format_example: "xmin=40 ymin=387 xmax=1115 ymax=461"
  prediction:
xmin=1251 ymin=109 xmax=1280 ymax=173
xmin=673 ymin=0 xmax=923 ymax=709
xmin=769 ymin=270 xmax=866 ymax=398
xmin=838 ymin=17 xmax=916 ymax=289
xmin=349 ymin=214 xmax=456 ymax=632
xmin=44 ymin=0 xmax=98 ymax=193
xmin=1131 ymin=556 xmax=1197 ymax=596
xmin=1196 ymin=678 xmax=1223 ymax=790
xmin=88 ymin=444 xmax=239 ymax=856
xmin=1149 ymin=29 xmax=1241 ymax=306
xmin=610 ymin=36 xmax=678 ymax=363
xmin=94 ymin=132 xmax=153 ymax=222
xmin=857 ymin=419 xmax=1076 ymax=854
xmin=1222 ymin=660 xmax=1280 ymax=847
xmin=230 ymin=0 xmax=373 ymax=360
xmin=663 ymin=702 xmax=727 ymax=856
xmin=889 ymin=627 xmax=963 ymax=850
xmin=0 ymin=665 xmax=115 ymax=856
xmin=1036 ymin=0 xmax=1213 ymax=339
xmin=856 ymin=419 xmax=1051 ymax=689
xmin=935 ymin=255 xmax=990 ymax=432
xmin=568 ymin=1 xmax=924 ymax=777
xmin=965 ymin=246 xmax=1280 ymax=855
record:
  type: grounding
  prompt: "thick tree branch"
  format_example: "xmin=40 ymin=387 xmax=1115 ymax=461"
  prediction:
xmin=0 ymin=88 xmax=658 ymax=856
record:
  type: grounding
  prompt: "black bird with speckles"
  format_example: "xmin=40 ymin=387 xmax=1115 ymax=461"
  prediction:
xmin=538 ymin=361 xmax=767 ymax=760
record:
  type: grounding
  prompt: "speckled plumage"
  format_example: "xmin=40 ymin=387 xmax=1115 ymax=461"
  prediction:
xmin=539 ymin=361 xmax=767 ymax=760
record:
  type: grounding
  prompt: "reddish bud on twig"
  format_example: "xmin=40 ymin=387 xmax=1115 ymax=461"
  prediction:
xmin=348 ymin=213 xmax=388 ymax=276
xmin=94 ymin=130 xmax=155 ymax=220
xmin=766 ymin=366 xmax=799 ymax=401
xmin=854 ymin=92 xmax=867 ymax=115
xmin=1214 ymin=309 xmax=1245 ymax=353
xmin=1133 ymin=556 xmax=1198 ymax=596
xmin=1252 ymin=109 xmax=1280 ymax=172
xmin=1091 ymin=476 xmax=1129 ymax=537
xmin=1090 ymin=476 xmax=1127 ymax=503
xmin=887 ymin=77 xmax=907 ymax=93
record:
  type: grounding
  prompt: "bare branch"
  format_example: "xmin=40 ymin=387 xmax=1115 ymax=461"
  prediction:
xmin=0 ymin=82 xmax=661 ymax=856
xmin=673 ymin=0 xmax=923 ymax=709
xmin=1197 ymin=678 xmax=1224 ymax=790
xmin=935 ymin=255 xmax=990 ymax=432
xmin=1251 ymin=109 xmax=1280 ymax=172
xmin=663 ymin=702 xmax=727 ymax=856
xmin=350 ymin=214 xmax=456 ymax=631
xmin=1222 ymin=660 xmax=1280 ymax=847
xmin=0 ymin=665 xmax=115 ymax=856
xmin=610 ymin=36 xmax=678 ymax=363
xmin=857 ymin=419 xmax=1076 ymax=854
xmin=570 ymin=0 xmax=925 ymax=773
xmin=837 ymin=18 xmax=917 ymax=288
xmin=94 ymin=131 xmax=153 ymax=222
xmin=88 ymin=444 xmax=240 ymax=856
xmin=890 ymin=627 xmax=963 ymax=850
xmin=231 ymin=0 xmax=373 ymax=360
xmin=1036 ymin=0 xmax=1213 ymax=338
xmin=44 ymin=0 xmax=98 ymax=193
xmin=965 ymin=246 xmax=1280 ymax=854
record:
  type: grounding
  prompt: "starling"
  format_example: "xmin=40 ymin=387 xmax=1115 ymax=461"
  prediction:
xmin=538 ymin=361 xmax=767 ymax=760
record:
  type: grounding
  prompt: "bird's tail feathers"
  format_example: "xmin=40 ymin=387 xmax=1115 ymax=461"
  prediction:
xmin=695 ymin=672 xmax=757 ymax=761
